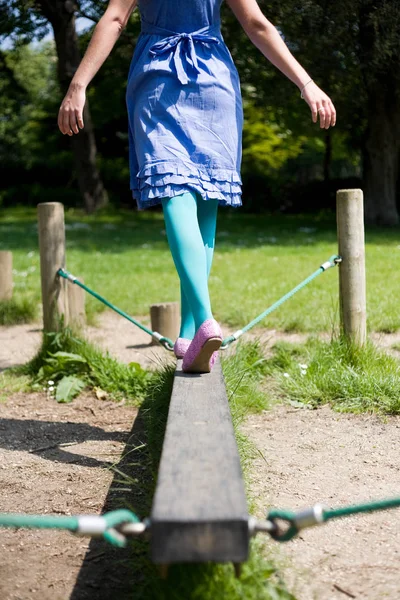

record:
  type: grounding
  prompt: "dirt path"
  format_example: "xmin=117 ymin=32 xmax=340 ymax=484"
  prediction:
xmin=1 ymin=312 xmax=400 ymax=599
xmin=0 ymin=391 xmax=143 ymax=600
xmin=243 ymin=405 xmax=400 ymax=600
xmin=0 ymin=312 xmax=171 ymax=372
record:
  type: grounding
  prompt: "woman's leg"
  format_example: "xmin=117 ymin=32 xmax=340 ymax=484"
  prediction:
xmin=179 ymin=195 xmax=219 ymax=338
xmin=162 ymin=191 xmax=214 ymax=332
xmin=197 ymin=195 xmax=219 ymax=275
xmin=179 ymin=286 xmax=195 ymax=339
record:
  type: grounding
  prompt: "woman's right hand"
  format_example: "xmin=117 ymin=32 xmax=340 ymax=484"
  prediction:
xmin=301 ymin=81 xmax=336 ymax=129
xmin=58 ymin=83 xmax=86 ymax=136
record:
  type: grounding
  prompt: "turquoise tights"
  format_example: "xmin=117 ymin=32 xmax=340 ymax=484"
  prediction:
xmin=161 ymin=191 xmax=218 ymax=339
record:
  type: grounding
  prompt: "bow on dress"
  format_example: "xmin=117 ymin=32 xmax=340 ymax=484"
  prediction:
xmin=145 ymin=23 xmax=220 ymax=85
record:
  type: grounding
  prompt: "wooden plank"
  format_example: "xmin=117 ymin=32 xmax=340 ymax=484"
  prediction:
xmin=150 ymin=356 xmax=249 ymax=564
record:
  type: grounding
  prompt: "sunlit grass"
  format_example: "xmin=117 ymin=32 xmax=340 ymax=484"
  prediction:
xmin=0 ymin=297 xmax=37 ymax=325
xmin=1 ymin=206 xmax=399 ymax=332
xmin=264 ymin=336 xmax=400 ymax=414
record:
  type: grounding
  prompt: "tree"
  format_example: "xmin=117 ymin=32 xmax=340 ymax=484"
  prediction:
xmin=223 ymin=0 xmax=400 ymax=225
xmin=0 ymin=0 xmax=108 ymax=213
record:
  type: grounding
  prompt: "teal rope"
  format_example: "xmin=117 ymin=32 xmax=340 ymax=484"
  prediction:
xmin=324 ymin=497 xmax=400 ymax=521
xmin=0 ymin=509 xmax=140 ymax=548
xmin=221 ymin=255 xmax=341 ymax=348
xmin=0 ymin=514 xmax=79 ymax=531
xmin=57 ymin=269 xmax=174 ymax=351
xmin=268 ymin=496 xmax=400 ymax=542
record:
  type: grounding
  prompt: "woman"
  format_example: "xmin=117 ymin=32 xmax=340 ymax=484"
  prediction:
xmin=58 ymin=0 xmax=336 ymax=373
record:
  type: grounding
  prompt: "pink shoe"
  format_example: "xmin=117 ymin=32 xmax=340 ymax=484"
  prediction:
xmin=173 ymin=337 xmax=191 ymax=359
xmin=182 ymin=319 xmax=222 ymax=373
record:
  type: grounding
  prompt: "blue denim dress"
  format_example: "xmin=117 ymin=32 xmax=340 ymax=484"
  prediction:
xmin=126 ymin=0 xmax=243 ymax=209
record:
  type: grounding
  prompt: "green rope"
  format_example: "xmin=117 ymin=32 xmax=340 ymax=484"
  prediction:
xmin=0 ymin=514 xmax=79 ymax=531
xmin=59 ymin=256 xmax=340 ymax=352
xmin=268 ymin=496 xmax=400 ymax=542
xmin=221 ymin=255 xmax=341 ymax=348
xmin=0 ymin=509 xmax=140 ymax=548
xmin=57 ymin=269 xmax=174 ymax=351
xmin=323 ymin=497 xmax=400 ymax=521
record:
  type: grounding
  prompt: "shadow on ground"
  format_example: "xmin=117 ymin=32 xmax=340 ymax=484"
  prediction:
xmin=69 ymin=369 xmax=174 ymax=600
xmin=69 ymin=410 xmax=152 ymax=600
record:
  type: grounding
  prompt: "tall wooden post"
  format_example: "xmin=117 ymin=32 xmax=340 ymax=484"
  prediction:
xmin=38 ymin=203 xmax=68 ymax=331
xmin=0 ymin=252 xmax=13 ymax=301
xmin=150 ymin=302 xmax=180 ymax=344
xmin=336 ymin=189 xmax=367 ymax=345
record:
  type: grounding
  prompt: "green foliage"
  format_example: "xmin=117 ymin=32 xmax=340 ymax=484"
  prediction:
xmin=0 ymin=370 xmax=30 ymax=402
xmin=266 ymin=336 xmax=400 ymax=414
xmin=0 ymin=42 xmax=62 ymax=170
xmin=222 ymin=340 xmax=272 ymax=420
xmin=55 ymin=375 xmax=86 ymax=403
xmin=0 ymin=297 xmax=37 ymax=325
xmin=25 ymin=328 xmax=152 ymax=404
xmin=242 ymin=102 xmax=306 ymax=177
xmin=128 ymin=546 xmax=295 ymax=600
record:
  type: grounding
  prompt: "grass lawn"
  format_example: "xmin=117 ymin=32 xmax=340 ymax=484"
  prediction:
xmin=1 ymin=205 xmax=400 ymax=332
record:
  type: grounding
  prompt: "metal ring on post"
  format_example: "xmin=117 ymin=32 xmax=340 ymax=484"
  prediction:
xmin=152 ymin=332 xmax=174 ymax=351
xmin=160 ymin=337 xmax=174 ymax=352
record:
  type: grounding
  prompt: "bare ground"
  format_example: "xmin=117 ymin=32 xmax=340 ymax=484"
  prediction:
xmin=243 ymin=406 xmax=400 ymax=600
xmin=1 ymin=311 xmax=400 ymax=599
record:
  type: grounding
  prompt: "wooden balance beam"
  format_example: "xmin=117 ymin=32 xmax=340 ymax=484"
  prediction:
xmin=150 ymin=356 xmax=249 ymax=564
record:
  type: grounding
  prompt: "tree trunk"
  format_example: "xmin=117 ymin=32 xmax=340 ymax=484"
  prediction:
xmin=38 ymin=0 xmax=108 ymax=214
xmin=363 ymin=88 xmax=400 ymax=226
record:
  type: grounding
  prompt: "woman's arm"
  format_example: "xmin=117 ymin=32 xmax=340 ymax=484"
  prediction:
xmin=58 ymin=0 xmax=137 ymax=136
xmin=226 ymin=0 xmax=336 ymax=129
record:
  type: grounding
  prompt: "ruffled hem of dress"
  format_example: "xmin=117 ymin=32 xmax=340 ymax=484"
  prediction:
xmin=131 ymin=162 xmax=242 ymax=209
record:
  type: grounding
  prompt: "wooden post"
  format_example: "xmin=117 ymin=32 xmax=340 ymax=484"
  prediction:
xmin=151 ymin=356 xmax=249 ymax=563
xmin=38 ymin=202 xmax=68 ymax=332
xmin=150 ymin=302 xmax=180 ymax=344
xmin=0 ymin=252 xmax=13 ymax=301
xmin=67 ymin=279 xmax=86 ymax=330
xmin=336 ymin=189 xmax=367 ymax=345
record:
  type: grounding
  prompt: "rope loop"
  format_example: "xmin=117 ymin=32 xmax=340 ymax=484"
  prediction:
xmin=267 ymin=509 xmax=299 ymax=542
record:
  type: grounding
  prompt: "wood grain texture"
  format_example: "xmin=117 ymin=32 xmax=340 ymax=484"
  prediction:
xmin=38 ymin=203 xmax=67 ymax=332
xmin=150 ymin=302 xmax=180 ymax=345
xmin=67 ymin=279 xmax=86 ymax=329
xmin=0 ymin=252 xmax=13 ymax=301
xmin=151 ymin=356 xmax=249 ymax=563
xmin=336 ymin=189 xmax=367 ymax=345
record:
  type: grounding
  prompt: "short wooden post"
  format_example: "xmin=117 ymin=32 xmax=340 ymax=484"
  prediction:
xmin=150 ymin=302 xmax=180 ymax=344
xmin=0 ymin=251 xmax=13 ymax=301
xmin=336 ymin=189 xmax=367 ymax=345
xmin=38 ymin=202 xmax=68 ymax=332
xmin=67 ymin=279 xmax=86 ymax=330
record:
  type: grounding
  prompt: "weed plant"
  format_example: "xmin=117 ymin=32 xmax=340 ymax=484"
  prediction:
xmin=21 ymin=327 xmax=152 ymax=403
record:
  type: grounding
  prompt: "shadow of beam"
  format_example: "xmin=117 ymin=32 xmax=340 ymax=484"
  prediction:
xmin=69 ymin=364 xmax=175 ymax=600
xmin=69 ymin=409 xmax=153 ymax=600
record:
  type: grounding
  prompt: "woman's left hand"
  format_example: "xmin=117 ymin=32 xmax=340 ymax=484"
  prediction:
xmin=301 ymin=81 xmax=336 ymax=129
